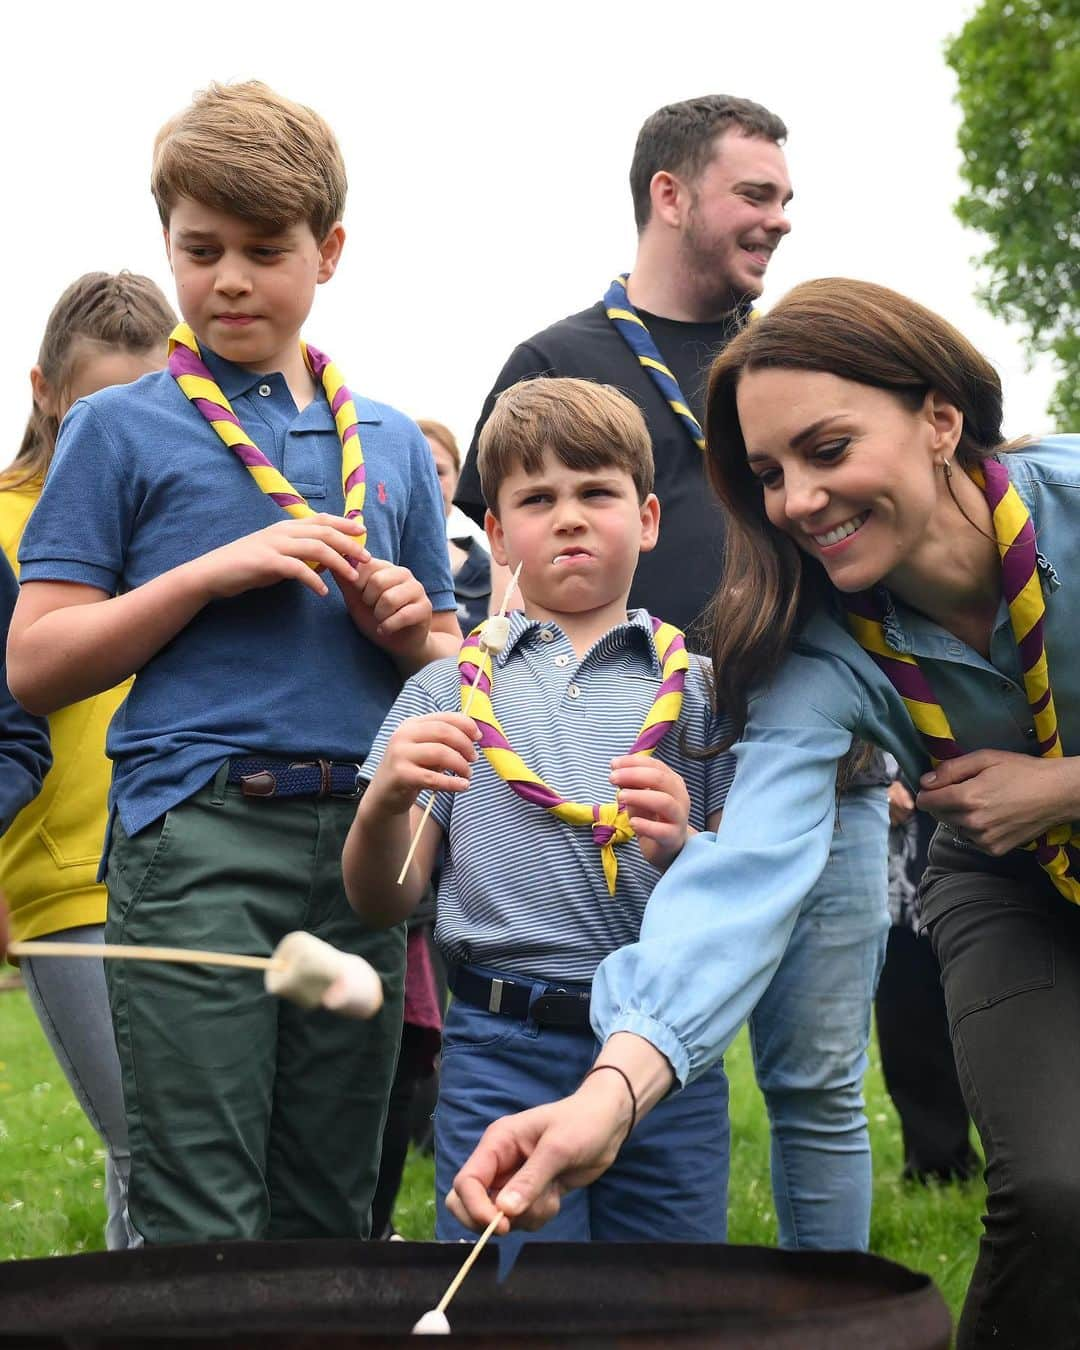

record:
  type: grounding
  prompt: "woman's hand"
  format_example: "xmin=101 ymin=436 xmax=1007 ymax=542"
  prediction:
xmin=445 ymin=1033 xmax=675 ymax=1233
xmin=445 ymin=1074 xmax=635 ymax=1234
xmin=918 ymin=750 xmax=1080 ymax=855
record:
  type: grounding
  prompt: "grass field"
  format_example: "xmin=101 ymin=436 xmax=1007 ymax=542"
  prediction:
xmin=0 ymin=983 xmax=984 ymax=1329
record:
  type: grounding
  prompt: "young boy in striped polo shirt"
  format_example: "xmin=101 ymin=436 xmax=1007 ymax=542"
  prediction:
xmin=345 ymin=377 xmax=734 ymax=1244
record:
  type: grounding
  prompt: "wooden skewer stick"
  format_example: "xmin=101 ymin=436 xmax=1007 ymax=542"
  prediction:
xmin=396 ymin=561 xmax=523 ymax=886
xmin=8 ymin=940 xmax=285 ymax=973
xmin=414 ymin=1209 xmax=504 ymax=1333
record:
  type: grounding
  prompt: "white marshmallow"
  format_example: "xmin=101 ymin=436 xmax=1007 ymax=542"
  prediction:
xmin=265 ymin=932 xmax=340 ymax=1008
xmin=320 ymin=954 xmax=383 ymax=1019
xmin=411 ymin=1309 xmax=451 ymax=1335
xmin=266 ymin=932 xmax=383 ymax=1019
xmin=479 ymin=615 xmax=510 ymax=654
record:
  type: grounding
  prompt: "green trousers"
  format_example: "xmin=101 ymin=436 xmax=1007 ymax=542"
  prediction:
xmin=105 ymin=766 xmax=404 ymax=1245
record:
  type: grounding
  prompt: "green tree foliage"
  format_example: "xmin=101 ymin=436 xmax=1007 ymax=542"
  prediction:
xmin=946 ymin=0 xmax=1080 ymax=426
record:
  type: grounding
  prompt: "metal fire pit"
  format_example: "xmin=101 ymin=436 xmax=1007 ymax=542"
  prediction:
xmin=0 ymin=1238 xmax=951 ymax=1348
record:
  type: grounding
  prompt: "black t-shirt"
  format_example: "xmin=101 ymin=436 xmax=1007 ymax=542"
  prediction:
xmin=456 ymin=300 xmax=744 ymax=649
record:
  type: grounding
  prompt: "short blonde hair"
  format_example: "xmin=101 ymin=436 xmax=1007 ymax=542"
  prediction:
xmin=477 ymin=377 xmax=654 ymax=511
xmin=151 ymin=81 xmax=347 ymax=238
xmin=416 ymin=418 xmax=460 ymax=472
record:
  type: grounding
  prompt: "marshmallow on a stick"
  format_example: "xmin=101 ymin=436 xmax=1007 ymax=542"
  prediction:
xmin=411 ymin=1310 xmax=451 ymax=1335
xmin=478 ymin=614 xmax=510 ymax=654
xmin=265 ymin=931 xmax=383 ymax=1019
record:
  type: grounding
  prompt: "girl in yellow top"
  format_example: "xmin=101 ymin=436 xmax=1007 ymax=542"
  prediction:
xmin=1 ymin=272 xmax=174 ymax=1249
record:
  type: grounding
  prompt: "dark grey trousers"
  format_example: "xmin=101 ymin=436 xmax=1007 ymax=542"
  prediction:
xmin=922 ymin=829 xmax=1080 ymax=1350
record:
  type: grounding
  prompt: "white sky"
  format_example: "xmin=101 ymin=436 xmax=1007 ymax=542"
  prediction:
xmin=0 ymin=0 xmax=1060 ymax=467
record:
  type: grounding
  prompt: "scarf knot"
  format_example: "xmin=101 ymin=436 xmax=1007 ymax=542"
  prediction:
xmin=591 ymin=803 xmax=636 ymax=896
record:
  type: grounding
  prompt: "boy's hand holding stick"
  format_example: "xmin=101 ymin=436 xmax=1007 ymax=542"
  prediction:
xmin=396 ymin=560 xmax=523 ymax=885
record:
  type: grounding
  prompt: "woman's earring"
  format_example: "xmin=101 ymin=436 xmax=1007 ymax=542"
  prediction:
xmin=940 ymin=458 xmax=953 ymax=479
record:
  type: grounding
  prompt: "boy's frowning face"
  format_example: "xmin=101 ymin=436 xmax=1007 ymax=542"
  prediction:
xmin=164 ymin=198 xmax=343 ymax=371
xmin=485 ymin=449 xmax=659 ymax=623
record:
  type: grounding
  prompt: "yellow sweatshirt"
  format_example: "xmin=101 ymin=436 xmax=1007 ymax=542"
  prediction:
xmin=0 ymin=480 xmax=131 ymax=941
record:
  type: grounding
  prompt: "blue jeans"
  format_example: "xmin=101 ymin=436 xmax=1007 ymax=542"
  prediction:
xmin=749 ymin=786 xmax=890 ymax=1250
xmin=435 ymin=977 xmax=729 ymax=1245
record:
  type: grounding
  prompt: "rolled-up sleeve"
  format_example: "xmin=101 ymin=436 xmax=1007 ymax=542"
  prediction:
xmin=590 ymin=645 xmax=868 ymax=1086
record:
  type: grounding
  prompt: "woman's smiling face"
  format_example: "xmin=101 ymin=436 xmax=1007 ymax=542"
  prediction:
xmin=736 ymin=367 xmax=953 ymax=594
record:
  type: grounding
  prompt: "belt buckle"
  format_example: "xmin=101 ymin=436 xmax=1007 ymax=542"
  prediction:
xmin=289 ymin=759 xmax=331 ymax=797
xmin=331 ymin=762 xmax=365 ymax=800
xmin=531 ymin=989 xmax=591 ymax=1028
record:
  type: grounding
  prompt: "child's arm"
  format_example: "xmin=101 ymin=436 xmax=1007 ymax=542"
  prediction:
xmin=336 ymin=558 xmax=461 ymax=676
xmin=344 ymin=710 xmax=480 ymax=925
xmin=8 ymin=514 xmax=370 ymax=715
xmin=609 ymin=755 xmax=692 ymax=873
xmin=0 ymin=556 xmax=50 ymax=829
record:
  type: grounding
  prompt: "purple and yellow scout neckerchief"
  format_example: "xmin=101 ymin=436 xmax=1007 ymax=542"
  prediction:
xmin=846 ymin=455 xmax=1080 ymax=905
xmin=458 ymin=616 xmax=690 ymax=895
xmin=167 ymin=323 xmax=367 ymax=547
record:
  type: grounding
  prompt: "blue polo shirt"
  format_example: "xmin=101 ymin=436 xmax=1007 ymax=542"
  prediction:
xmin=591 ymin=436 xmax=1080 ymax=1086
xmin=364 ymin=609 xmax=734 ymax=982
xmin=18 ymin=347 xmax=455 ymax=838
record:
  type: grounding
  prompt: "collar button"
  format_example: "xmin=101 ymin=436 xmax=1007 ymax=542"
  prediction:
xmin=258 ymin=383 xmax=272 ymax=397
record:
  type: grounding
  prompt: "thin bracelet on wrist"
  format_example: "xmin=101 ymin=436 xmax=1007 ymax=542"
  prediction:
xmin=581 ymin=1063 xmax=638 ymax=1144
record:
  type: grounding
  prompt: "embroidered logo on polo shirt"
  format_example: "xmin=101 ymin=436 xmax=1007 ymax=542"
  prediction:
xmin=377 ymin=482 xmax=388 ymax=504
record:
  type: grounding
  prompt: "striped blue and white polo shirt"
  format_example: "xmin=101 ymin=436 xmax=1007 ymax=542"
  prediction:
xmin=363 ymin=609 xmax=735 ymax=983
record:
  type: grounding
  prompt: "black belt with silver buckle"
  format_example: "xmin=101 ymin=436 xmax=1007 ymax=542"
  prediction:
xmin=449 ymin=966 xmax=592 ymax=1031
xmin=227 ymin=756 xmax=366 ymax=800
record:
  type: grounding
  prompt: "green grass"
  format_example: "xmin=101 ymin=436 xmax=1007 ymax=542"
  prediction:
xmin=0 ymin=984 xmax=983 ymax=1325
xmin=0 ymin=987 xmax=111 ymax=1259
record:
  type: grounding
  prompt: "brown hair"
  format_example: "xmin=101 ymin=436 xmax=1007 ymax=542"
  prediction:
xmin=703 ymin=277 xmax=1006 ymax=742
xmin=151 ymin=81 xmax=347 ymax=238
xmin=416 ymin=419 xmax=461 ymax=473
xmin=477 ymin=377 xmax=654 ymax=511
xmin=4 ymin=272 xmax=175 ymax=490
xmin=630 ymin=95 xmax=787 ymax=232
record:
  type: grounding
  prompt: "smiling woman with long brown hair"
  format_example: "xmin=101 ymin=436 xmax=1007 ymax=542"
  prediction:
xmin=447 ymin=277 xmax=1080 ymax=1350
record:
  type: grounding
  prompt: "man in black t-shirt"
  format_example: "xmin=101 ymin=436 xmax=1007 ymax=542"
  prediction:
xmin=455 ymin=94 xmax=791 ymax=645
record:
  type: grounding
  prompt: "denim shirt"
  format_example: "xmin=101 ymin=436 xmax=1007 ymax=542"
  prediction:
xmin=591 ymin=435 xmax=1080 ymax=1085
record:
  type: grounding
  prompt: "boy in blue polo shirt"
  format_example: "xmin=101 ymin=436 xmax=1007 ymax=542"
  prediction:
xmin=345 ymin=377 xmax=732 ymax=1243
xmin=9 ymin=81 xmax=460 ymax=1245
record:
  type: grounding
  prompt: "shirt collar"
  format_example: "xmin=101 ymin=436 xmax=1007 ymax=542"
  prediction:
xmin=198 ymin=345 xmax=383 ymax=425
xmin=495 ymin=607 xmax=663 ymax=673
